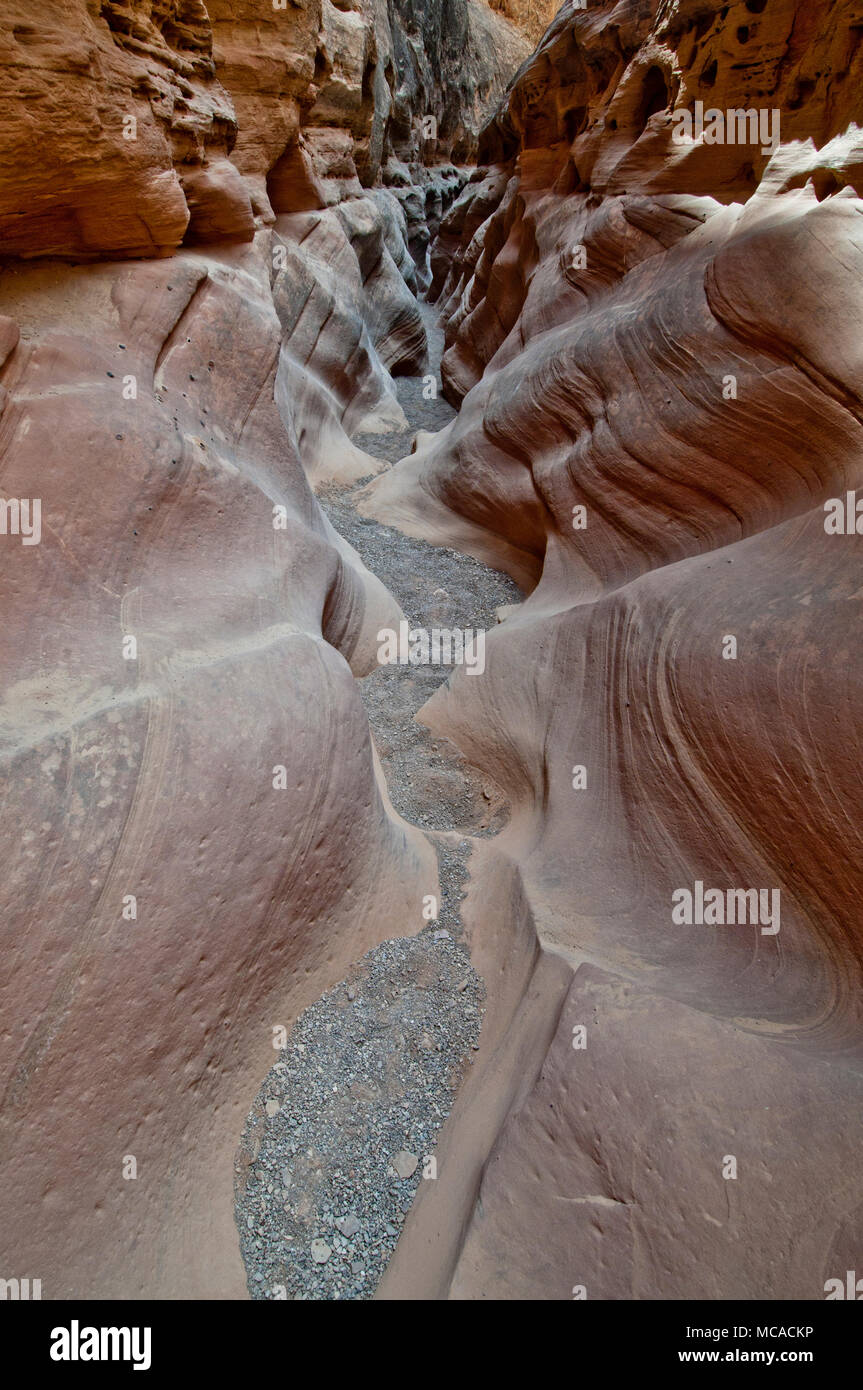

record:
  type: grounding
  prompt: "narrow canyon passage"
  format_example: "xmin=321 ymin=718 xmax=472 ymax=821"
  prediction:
xmin=321 ymin=302 xmax=520 ymax=856
xmin=235 ymin=296 xmax=526 ymax=1300
xmin=3 ymin=0 xmax=863 ymax=1317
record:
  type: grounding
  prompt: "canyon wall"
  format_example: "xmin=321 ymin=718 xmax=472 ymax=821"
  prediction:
xmin=0 ymin=0 xmax=529 ymax=1297
xmin=364 ymin=0 xmax=863 ymax=1299
xmin=488 ymin=0 xmax=560 ymax=44
xmin=3 ymin=0 xmax=861 ymax=1305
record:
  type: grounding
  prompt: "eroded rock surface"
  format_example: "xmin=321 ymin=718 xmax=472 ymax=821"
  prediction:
xmin=0 ymin=237 xmax=447 ymax=1299
xmin=361 ymin=0 xmax=863 ymax=1301
xmin=3 ymin=0 xmax=862 ymax=1306
xmin=0 ymin=0 xmax=534 ymax=1301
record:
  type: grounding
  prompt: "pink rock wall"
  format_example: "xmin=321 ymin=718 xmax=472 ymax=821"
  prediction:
xmin=365 ymin=0 xmax=863 ymax=1300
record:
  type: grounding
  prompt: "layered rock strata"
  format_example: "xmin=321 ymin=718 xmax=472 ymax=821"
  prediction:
xmin=0 ymin=0 xmax=530 ymax=1297
xmin=362 ymin=0 xmax=863 ymax=1299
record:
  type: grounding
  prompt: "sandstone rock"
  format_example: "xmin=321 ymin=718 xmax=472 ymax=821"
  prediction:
xmin=0 ymin=0 xmax=526 ymax=264
xmin=0 ymin=241 xmax=436 ymax=1298
xmin=0 ymin=0 xmax=233 ymax=259
xmin=6 ymin=0 xmax=858 ymax=1313
xmin=451 ymin=963 xmax=863 ymax=1299
xmin=208 ymin=0 xmax=318 ymax=182
xmin=270 ymin=203 xmax=417 ymax=483
xmin=364 ymin=0 xmax=863 ymax=1303
xmin=337 ymin=196 xmax=428 ymax=372
xmin=0 ymin=315 xmax=19 ymax=367
xmin=179 ymin=159 xmax=256 ymax=244
xmin=487 ymin=0 xmax=557 ymax=45
xmin=267 ymin=140 xmax=328 ymax=215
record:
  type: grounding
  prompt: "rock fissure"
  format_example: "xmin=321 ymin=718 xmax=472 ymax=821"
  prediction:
xmin=235 ymin=293 xmax=523 ymax=1300
xmin=2 ymin=0 xmax=863 ymax=1308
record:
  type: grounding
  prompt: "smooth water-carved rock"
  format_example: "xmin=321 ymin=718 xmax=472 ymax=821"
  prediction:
xmin=0 ymin=0 xmax=536 ymax=1304
xmin=0 ymin=240 xmax=438 ymax=1298
xmin=7 ymin=0 xmax=858 ymax=1309
xmin=364 ymin=0 xmax=863 ymax=1301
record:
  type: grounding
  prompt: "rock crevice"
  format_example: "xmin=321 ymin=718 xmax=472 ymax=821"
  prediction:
xmin=2 ymin=0 xmax=863 ymax=1305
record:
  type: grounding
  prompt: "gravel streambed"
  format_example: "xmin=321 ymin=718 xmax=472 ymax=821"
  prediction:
xmin=235 ymin=930 xmax=483 ymax=1300
xmin=235 ymin=298 xmax=519 ymax=1300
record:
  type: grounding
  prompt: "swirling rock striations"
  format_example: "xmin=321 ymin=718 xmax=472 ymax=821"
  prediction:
xmin=363 ymin=0 xmax=863 ymax=1299
xmin=0 ymin=0 xmax=535 ymax=1298
xmin=4 ymin=0 xmax=861 ymax=1304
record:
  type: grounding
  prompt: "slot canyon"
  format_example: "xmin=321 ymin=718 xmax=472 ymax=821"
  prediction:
xmin=1 ymin=0 xmax=862 ymax=1310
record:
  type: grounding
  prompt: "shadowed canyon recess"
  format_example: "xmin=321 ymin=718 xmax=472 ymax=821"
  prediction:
xmin=1 ymin=0 xmax=862 ymax=1304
